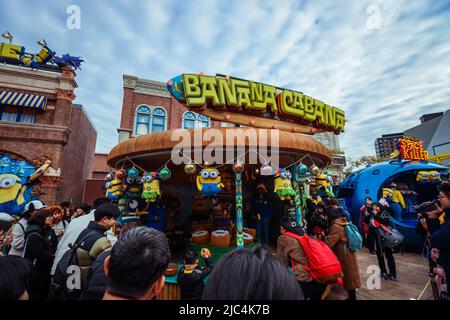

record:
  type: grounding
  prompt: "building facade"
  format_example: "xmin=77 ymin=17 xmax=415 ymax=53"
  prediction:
xmin=374 ymin=132 xmax=404 ymax=158
xmin=0 ymin=64 xmax=96 ymax=207
xmin=404 ymin=110 xmax=450 ymax=157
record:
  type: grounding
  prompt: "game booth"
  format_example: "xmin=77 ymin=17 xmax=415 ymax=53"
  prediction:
xmin=338 ymin=137 xmax=450 ymax=248
xmin=105 ymin=73 xmax=346 ymax=299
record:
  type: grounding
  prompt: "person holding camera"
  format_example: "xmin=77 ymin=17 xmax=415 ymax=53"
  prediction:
xmin=430 ymin=183 xmax=450 ymax=299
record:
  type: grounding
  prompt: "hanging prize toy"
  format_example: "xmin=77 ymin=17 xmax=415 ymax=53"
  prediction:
xmin=141 ymin=172 xmax=161 ymax=203
xmin=118 ymin=169 xmax=144 ymax=223
xmin=260 ymin=163 xmax=274 ymax=176
xmin=274 ymin=168 xmax=297 ymax=200
xmin=105 ymin=171 xmax=124 ymax=203
xmin=184 ymin=162 xmax=197 ymax=175
xmin=159 ymin=166 xmax=172 ymax=181
xmin=196 ymin=168 xmax=224 ymax=197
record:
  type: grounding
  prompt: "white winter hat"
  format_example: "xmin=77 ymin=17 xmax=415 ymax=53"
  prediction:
xmin=24 ymin=200 xmax=47 ymax=213
xmin=0 ymin=212 xmax=13 ymax=222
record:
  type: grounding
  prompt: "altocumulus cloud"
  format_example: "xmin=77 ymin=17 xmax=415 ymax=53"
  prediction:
xmin=1 ymin=0 xmax=449 ymax=159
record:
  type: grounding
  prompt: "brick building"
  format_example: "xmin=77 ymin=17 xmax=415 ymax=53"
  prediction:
xmin=0 ymin=64 xmax=96 ymax=206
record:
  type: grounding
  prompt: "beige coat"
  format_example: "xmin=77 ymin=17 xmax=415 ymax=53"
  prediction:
xmin=277 ymin=234 xmax=313 ymax=282
xmin=325 ymin=218 xmax=361 ymax=290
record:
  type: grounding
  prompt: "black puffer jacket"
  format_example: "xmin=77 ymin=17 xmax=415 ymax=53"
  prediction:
xmin=177 ymin=257 xmax=213 ymax=300
xmin=24 ymin=225 xmax=55 ymax=300
xmin=84 ymin=250 xmax=110 ymax=300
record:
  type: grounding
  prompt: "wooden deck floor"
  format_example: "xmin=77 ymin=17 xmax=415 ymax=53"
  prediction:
xmin=327 ymin=247 xmax=434 ymax=300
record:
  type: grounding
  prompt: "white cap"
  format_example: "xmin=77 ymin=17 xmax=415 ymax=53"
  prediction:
xmin=0 ymin=212 xmax=13 ymax=222
xmin=24 ymin=200 xmax=47 ymax=212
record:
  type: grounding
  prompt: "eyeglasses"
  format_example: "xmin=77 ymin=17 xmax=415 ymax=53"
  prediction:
xmin=438 ymin=195 xmax=448 ymax=199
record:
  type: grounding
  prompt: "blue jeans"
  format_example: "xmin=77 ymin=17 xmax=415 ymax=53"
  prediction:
xmin=257 ymin=217 xmax=270 ymax=244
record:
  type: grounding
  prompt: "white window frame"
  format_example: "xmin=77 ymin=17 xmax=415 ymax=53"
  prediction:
xmin=182 ymin=111 xmax=211 ymax=129
xmin=133 ymin=105 xmax=168 ymax=136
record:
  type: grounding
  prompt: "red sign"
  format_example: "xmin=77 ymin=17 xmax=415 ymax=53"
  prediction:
xmin=398 ymin=138 xmax=428 ymax=160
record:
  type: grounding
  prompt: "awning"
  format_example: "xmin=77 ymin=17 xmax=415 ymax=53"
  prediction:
xmin=0 ymin=90 xmax=47 ymax=111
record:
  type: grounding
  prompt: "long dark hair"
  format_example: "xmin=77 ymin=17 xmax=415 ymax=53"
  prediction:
xmin=202 ymin=246 xmax=304 ymax=300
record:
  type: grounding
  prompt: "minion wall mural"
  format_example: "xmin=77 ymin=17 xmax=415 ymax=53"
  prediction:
xmin=0 ymin=154 xmax=42 ymax=216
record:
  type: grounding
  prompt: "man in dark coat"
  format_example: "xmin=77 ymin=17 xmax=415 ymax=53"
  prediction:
xmin=430 ymin=183 xmax=450 ymax=300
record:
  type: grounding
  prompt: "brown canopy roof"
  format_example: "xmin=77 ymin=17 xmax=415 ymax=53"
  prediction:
xmin=107 ymin=128 xmax=331 ymax=170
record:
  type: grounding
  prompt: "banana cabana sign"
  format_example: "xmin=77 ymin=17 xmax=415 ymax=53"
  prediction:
xmin=167 ymin=74 xmax=346 ymax=134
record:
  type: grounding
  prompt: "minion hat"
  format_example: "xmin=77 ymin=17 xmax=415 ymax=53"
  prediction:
xmin=257 ymin=183 xmax=267 ymax=192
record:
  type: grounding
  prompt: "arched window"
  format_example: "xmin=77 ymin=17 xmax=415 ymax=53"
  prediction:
xmin=152 ymin=107 xmax=167 ymax=133
xmin=135 ymin=106 xmax=151 ymax=135
xmin=134 ymin=105 xmax=167 ymax=135
xmin=182 ymin=111 xmax=211 ymax=129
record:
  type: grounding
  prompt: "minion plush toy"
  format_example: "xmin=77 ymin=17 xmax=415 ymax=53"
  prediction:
xmin=141 ymin=172 xmax=161 ymax=202
xmin=117 ymin=170 xmax=145 ymax=223
xmin=416 ymin=171 xmax=431 ymax=184
xmin=429 ymin=171 xmax=441 ymax=185
xmin=196 ymin=168 xmax=224 ymax=197
xmin=105 ymin=172 xmax=124 ymax=203
xmin=274 ymin=169 xmax=297 ymax=201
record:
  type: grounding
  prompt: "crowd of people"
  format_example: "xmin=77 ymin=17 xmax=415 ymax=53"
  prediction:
xmin=0 ymin=183 xmax=449 ymax=300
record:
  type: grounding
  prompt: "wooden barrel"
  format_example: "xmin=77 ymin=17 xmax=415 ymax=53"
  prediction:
xmin=192 ymin=230 xmax=210 ymax=245
xmin=244 ymin=232 xmax=254 ymax=245
xmin=244 ymin=228 xmax=256 ymax=239
xmin=210 ymin=230 xmax=231 ymax=247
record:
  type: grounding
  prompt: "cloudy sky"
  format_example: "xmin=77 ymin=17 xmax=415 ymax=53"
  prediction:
xmin=1 ymin=0 xmax=449 ymax=161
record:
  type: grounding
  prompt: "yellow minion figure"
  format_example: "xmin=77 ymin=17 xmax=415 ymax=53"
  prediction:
xmin=0 ymin=174 xmax=27 ymax=213
xmin=105 ymin=172 xmax=124 ymax=202
xmin=141 ymin=172 xmax=161 ymax=202
xmin=0 ymin=159 xmax=51 ymax=215
xmin=274 ymin=169 xmax=297 ymax=201
xmin=429 ymin=171 xmax=441 ymax=185
xmin=196 ymin=168 xmax=224 ymax=197
xmin=416 ymin=171 xmax=431 ymax=184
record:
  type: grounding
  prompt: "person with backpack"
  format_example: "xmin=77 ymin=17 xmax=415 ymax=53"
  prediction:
xmin=73 ymin=203 xmax=119 ymax=294
xmin=277 ymin=216 xmax=326 ymax=300
xmin=325 ymin=207 xmax=361 ymax=300
xmin=51 ymin=197 xmax=115 ymax=276
xmin=370 ymin=202 xmax=397 ymax=280
xmin=84 ymin=221 xmax=140 ymax=300
xmin=50 ymin=202 xmax=119 ymax=300
xmin=23 ymin=209 xmax=55 ymax=300
xmin=9 ymin=200 xmax=46 ymax=257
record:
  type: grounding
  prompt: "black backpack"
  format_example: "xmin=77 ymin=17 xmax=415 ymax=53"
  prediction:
xmin=49 ymin=231 xmax=99 ymax=300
